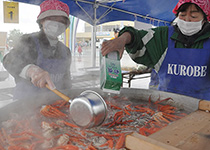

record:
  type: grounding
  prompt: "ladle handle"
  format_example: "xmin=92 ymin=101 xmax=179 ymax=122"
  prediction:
xmin=46 ymin=84 xmax=70 ymax=102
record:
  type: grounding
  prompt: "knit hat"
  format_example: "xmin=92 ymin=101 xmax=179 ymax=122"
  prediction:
xmin=37 ymin=0 xmax=70 ymax=26
xmin=172 ymin=0 xmax=210 ymax=21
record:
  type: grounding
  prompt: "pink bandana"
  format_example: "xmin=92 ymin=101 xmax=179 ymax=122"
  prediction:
xmin=37 ymin=0 xmax=69 ymax=19
xmin=172 ymin=0 xmax=210 ymax=21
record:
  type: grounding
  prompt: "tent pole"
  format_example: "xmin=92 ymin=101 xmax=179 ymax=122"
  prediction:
xmin=91 ymin=25 xmax=96 ymax=67
xmin=91 ymin=2 xmax=98 ymax=67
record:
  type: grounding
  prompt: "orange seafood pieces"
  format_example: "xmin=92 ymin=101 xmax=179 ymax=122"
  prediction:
xmin=139 ymin=126 xmax=161 ymax=136
xmin=8 ymin=145 xmax=28 ymax=150
xmin=99 ymin=139 xmax=114 ymax=149
xmin=152 ymin=112 xmax=171 ymax=124
xmin=86 ymin=143 xmax=97 ymax=150
xmin=40 ymin=105 xmax=67 ymax=118
xmin=49 ymin=144 xmax=80 ymax=150
xmin=51 ymin=100 xmax=69 ymax=109
xmin=115 ymin=133 xmax=125 ymax=149
xmin=56 ymin=120 xmax=79 ymax=128
xmin=99 ymin=133 xmax=125 ymax=149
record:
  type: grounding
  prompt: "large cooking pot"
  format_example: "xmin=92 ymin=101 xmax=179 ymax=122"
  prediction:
xmin=0 ymin=88 xmax=200 ymax=124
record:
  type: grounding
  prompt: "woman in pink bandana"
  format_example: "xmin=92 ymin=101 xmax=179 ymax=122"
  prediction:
xmin=101 ymin=0 xmax=210 ymax=100
xmin=3 ymin=0 xmax=72 ymax=100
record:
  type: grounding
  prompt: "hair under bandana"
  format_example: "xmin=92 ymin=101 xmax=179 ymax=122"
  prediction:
xmin=172 ymin=0 xmax=210 ymax=21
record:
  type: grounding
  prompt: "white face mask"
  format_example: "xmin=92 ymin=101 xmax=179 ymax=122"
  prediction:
xmin=176 ymin=18 xmax=203 ymax=36
xmin=43 ymin=20 xmax=66 ymax=39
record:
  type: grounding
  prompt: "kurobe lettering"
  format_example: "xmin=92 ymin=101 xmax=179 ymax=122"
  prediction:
xmin=167 ymin=64 xmax=207 ymax=77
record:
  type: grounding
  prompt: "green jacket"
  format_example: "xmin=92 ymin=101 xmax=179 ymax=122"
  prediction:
xmin=119 ymin=24 xmax=210 ymax=70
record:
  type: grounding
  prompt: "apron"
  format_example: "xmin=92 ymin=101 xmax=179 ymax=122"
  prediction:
xmin=158 ymin=26 xmax=210 ymax=100
xmin=149 ymin=69 xmax=159 ymax=90
xmin=14 ymin=37 xmax=69 ymax=100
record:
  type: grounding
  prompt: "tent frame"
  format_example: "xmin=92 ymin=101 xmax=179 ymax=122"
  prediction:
xmin=75 ymin=0 xmax=171 ymax=67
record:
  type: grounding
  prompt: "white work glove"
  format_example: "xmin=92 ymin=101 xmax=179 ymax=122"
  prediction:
xmin=26 ymin=65 xmax=56 ymax=90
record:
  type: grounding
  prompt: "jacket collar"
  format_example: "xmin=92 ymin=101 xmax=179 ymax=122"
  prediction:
xmin=170 ymin=22 xmax=210 ymax=47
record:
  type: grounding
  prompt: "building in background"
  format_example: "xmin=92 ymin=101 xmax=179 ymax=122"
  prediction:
xmin=76 ymin=20 xmax=134 ymax=46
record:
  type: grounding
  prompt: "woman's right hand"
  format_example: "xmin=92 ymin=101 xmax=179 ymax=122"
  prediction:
xmin=26 ymin=65 xmax=56 ymax=90
xmin=101 ymin=32 xmax=131 ymax=58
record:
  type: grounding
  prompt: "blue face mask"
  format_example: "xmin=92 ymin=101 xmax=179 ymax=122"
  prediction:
xmin=176 ymin=18 xmax=203 ymax=36
xmin=43 ymin=20 xmax=66 ymax=39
